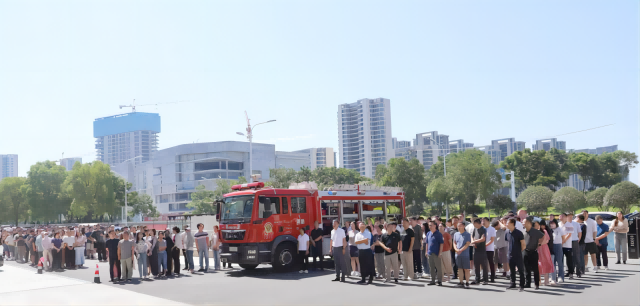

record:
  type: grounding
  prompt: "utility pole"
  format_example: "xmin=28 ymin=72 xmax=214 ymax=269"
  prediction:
xmin=237 ymin=111 xmax=275 ymax=182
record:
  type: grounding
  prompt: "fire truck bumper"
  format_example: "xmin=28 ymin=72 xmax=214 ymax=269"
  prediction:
xmin=220 ymin=243 xmax=271 ymax=264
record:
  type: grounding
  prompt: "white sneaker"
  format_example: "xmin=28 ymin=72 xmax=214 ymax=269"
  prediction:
xmin=350 ymin=271 xmax=355 ymax=276
xmin=585 ymin=267 xmax=590 ymax=272
xmin=304 ymin=270 xmax=308 ymax=273
xmin=604 ymin=266 xmax=609 ymax=270
xmin=299 ymin=270 xmax=303 ymax=273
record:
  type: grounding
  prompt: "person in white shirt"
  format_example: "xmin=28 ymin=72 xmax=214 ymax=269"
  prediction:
xmin=62 ymin=230 xmax=76 ymax=269
xmin=560 ymin=213 xmax=578 ymax=278
xmin=465 ymin=216 xmax=476 ymax=274
xmin=297 ymin=228 xmax=310 ymax=273
xmin=482 ymin=217 xmax=497 ymax=282
xmin=567 ymin=212 xmax=582 ymax=277
xmin=355 ymin=223 xmax=374 ymax=284
xmin=210 ymin=225 xmax=221 ymax=271
xmin=580 ymin=210 xmax=598 ymax=272
xmin=330 ymin=219 xmax=348 ymax=282
xmin=172 ymin=227 xmax=184 ymax=275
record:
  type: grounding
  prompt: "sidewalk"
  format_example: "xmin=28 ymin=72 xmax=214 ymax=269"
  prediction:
xmin=0 ymin=264 xmax=189 ymax=306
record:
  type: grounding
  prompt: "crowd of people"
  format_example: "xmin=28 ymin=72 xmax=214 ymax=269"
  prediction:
xmin=324 ymin=209 xmax=631 ymax=291
xmin=0 ymin=223 xmax=229 ymax=282
xmin=1 ymin=209 xmax=631 ymax=291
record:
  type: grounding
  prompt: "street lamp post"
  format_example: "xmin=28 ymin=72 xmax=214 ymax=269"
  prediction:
xmin=236 ymin=112 xmax=275 ymax=182
xmin=443 ymin=152 xmax=451 ymax=220
xmin=122 ymin=156 xmax=142 ymax=226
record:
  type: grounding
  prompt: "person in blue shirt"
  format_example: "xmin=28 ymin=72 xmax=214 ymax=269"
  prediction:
xmin=425 ymin=221 xmax=444 ymax=286
xmin=594 ymin=216 xmax=611 ymax=271
xmin=505 ymin=218 xmax=525 ymax=292
xmin=453 ymin=222 xmax=471 ymax=288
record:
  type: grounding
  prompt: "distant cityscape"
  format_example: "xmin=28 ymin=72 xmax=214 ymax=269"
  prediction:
xmin=0 ymin=97 xmax=625 ymax=218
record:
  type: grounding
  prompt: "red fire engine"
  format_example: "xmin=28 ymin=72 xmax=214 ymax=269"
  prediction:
xmin=219 ymin=182 xmax=405 ymax=271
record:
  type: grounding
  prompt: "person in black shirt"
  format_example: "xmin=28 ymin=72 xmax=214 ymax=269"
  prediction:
xmin=400 ymin=218 xmax=415 ymax=280
xmin=91 ymin=226 xmax=107 ymax=262
xmin=105 ymin=230 xmax=121 ymax=282
xmin=523 ymin=217 xmax=544 ymax=289
xmin=310 ymin=221 xmax=324 ymax=270
xmin=164 ymin=229 xmax=175 ymax=277
xmin=506 ymin=218 xmax=525 ymax=292
xmin=377 ymin=223 xmax=401 ymax=283
xmin=577 ymin=215 xmax=587 ymax=275
xmin=372 ymin=224 xmax=385 ymax=279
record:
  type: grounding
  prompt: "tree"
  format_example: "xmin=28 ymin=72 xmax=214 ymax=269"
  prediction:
xmin=604 ymin=181 xmax=640 ymax=214
xmin=466 ymin=204 xmax=485 ymax=216
xmin=23 ymin=161 xmax=69 ymax=223
xmin=309 ymin=167 xmax=367 ymax=190
xmin=592 ymin=153 xmax=622 ymax=188
xmin=486 ymin=194 xmax=514 ymax=217
xmin=188 ymin=184 xmax=216 ymax=214
xmin=406 ymin=201 xmax=426 ymax=217
xmin=517 ymin=186 xmax=553 ymax=215
xmin=444 ymin=150 xmax=502 ymax=215
xmin=66 ymin=161 xmax=118 ymax=221
xmin=501 ymin=148 xmax=572 ymax=189
xmin=611 ymin=151 xmax=639 ymax=181
xmin=586 ymin=187 xmax=608 ymax=211
xmin=0 ymin=177 xmax=28 ymax=225
xmin=551 ymin=186 xmax=586 ymax=214
xmin=569 ymin=153 xmax=599 ymax=193
xmin=375 ymin=158 xmax=428 ymax=206
xmin=265 ymin=168 xmax=298 ymax=188
xmin=296 ymin=166 xmax=313 ymax=183
xmin=128 ymin=193 xmax=159 ymax=219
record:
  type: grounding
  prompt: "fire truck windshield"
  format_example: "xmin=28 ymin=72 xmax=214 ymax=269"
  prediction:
xmin=220 ymin=195 xmax=254 ymax=224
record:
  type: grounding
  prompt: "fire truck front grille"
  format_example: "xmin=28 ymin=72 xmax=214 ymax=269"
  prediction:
xmin=222 ymin=230 xmax=246 ymax=240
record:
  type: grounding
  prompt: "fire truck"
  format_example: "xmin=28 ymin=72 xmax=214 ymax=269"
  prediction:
xmin=219 ymin=181 xmax=405 ymax=271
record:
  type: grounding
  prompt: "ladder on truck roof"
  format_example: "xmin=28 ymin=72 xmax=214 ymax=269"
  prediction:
xmin=288 ymin=182 xmax=403 ymax=193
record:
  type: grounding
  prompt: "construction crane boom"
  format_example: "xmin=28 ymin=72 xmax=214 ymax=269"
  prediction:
xmin=119 ymin=99 xmax=187 ymax=112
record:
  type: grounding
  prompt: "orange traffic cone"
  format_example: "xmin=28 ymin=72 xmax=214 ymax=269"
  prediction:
xmin=37 ymin=259 xmax=43 ymax=274
xmin=94 ymin=264 xmax=101 ymax=284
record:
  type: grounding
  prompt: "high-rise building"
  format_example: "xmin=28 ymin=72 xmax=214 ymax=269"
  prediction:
xmin=570 ymin=145 xmax=618 ymax=155
xmin=414 ymin=131 xmax=449 ymax=171
xmin=93 ymin=112 xmax=161 ymax=166
xmin=532 ymin=138 xmax=566 ymax=151
xmin=392 ymin=138 xmax=411 ymax=150
xmin=292 ymin=148 xmax=336 ymax=170
xmin=59 ymin=157 xmax=82 ymax=171
xmin=0 ymin=154 xmax=18 ymax=180
xmin=338 ymin=98 xmax=393 ymax=178
xmin=449 ymin=139 xmax=474 ymax=153
xmin=491 ymin=138 xmax=526 ymax=162
xmin=476 ymin=145 xmax=502 ymax=165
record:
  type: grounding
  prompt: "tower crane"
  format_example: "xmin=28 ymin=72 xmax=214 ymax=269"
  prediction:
xmin=119 ymin=99 xmax=187 ymax=112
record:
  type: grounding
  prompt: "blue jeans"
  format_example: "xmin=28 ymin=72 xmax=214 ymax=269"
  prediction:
xmin=186 ymin=250 xmax=194 ymax=270
xmin=158 ymin=251 xmax=167 ymax=274
xmin=552 ymin=244 xmax=564 ymax=282
xmin=198 ymin=249 xmax=209 ymax=270
xmin=137 ymin=253 xmax=148 ymax=278
xmin=213 ymin=249 xmax=220 ymax=270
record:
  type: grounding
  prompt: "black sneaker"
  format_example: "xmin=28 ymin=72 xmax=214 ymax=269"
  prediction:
xmin=519 ymin=287 xmax=524 ymax=292
xmin=332 ymin=277 xmax=340 ymax=282
xmin=197 ymin=268 xmax=205 ymax=272
xmin=615 ymin=261 xmax=621 ymax=264
xmin=506 ymin=285 xmax=517 ymax=290
xmin=482 ymin=281 xmax=488 ymax=285
xmin=524 ymin=284 xmax=532 ymax=288
xmin=535 ymin=286 xmax=539 ymax=290
xmin=437 ymin=282 xmax=442 ymax=286
xmin=427 ymin=282 xmax=436 ymax=286
xmin=470 ymin=281 xmax=479 ymax=285
xmin=623 ymin=261 xmax=626 ymax=264
xmin=456 ymin=283 xmax=465 ymax=288
xmin=465 ymin=282 xmax=470 ymax=288
xmin=395 ymin=279 xmax=398 ymax=283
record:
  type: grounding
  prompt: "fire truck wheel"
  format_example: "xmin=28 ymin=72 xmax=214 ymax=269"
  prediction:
xmin=273 ymin=242 xmax=296 ymax=271
xmin=239 ymin=264 xmax=258 ymax=270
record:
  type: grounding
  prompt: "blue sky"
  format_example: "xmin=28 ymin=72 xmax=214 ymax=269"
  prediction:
xmin=1 ymin=0 xmax=638 ymax=183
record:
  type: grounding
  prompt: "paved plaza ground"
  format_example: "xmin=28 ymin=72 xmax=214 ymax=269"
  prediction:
xmin=1 ymin=253 xmax=639 ymax=305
